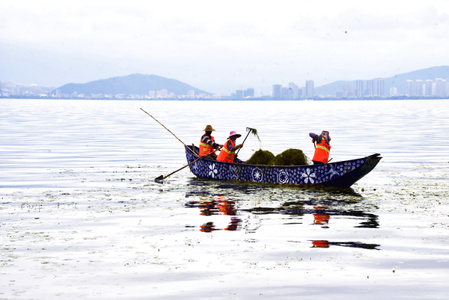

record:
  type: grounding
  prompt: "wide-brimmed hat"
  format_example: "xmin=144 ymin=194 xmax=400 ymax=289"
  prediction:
xmin=203 ymin=125 xmax=216 ymax=131
xmin=228 ymin=130 xmax=241 ymax=138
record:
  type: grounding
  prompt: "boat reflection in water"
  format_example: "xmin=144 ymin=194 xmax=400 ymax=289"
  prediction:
xmin=184 ymin=179 xmax=381 ymax=250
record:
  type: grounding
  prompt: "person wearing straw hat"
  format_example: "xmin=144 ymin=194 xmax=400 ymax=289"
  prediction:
xmin=199 ymin=125 xmax=222 ymax=159
xmin=217 ymin=131 xmax=243 ymax=163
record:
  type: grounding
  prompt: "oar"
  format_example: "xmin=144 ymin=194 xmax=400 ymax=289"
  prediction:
xmin=155 ymin=156 xmax=203 ymax=182
xmin=236 ymin=127 xmax=257 ymax=155
xmin=154 ymin=151 xmax=219 ymax=182
xmin=140 ymin=108 xmax=196 ymax=156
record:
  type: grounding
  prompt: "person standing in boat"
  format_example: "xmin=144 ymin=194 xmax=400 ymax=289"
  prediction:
xmin=309 ymin=130 xmax=331 ymax=165
xmin=217 ymin=131 xmax=243 ymax=163
xmin=199 ymin=125 xmax=223 ymax=159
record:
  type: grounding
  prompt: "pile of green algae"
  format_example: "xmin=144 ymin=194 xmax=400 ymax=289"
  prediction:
xmin=245 ymin=148 xmax=308 ymax=166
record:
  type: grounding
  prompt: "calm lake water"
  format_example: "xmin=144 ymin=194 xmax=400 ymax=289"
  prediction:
xmin=1 ymin=99 xmax=448 ymax=299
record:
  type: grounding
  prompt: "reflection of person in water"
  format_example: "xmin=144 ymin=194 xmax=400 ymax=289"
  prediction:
xmin=313 ymin=206 xmax=330 ymax=227
xmin=198 ymin=196 xmax=240 ymax=231
xmin=217 ymin=200 xmax=236 ymax=215
xmin=200 ymin=222 xmax=215 ymax=232
xmin=199 ymin=200 xmax=216 ymax=216
xmin=311 ymin=240 xmax=380 ymax=250
xmin=312 ymin=240 xmax=330 ymax=248
xmin=200 ymin=219 xmax=241 ymax=232
xmin=224 ymin=217 xmax=240 ymax=231
xmin=313 ymin=213 xmax=330 ymax=225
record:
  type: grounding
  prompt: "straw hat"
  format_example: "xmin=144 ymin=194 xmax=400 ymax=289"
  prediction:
xmin=203 ymin=125 xmax=216 ymax=131
xmin=228 ymin=130 xmax=241 ymax=138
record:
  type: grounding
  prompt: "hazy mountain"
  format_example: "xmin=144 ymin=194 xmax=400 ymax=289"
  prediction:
xmin=5 ymin=65 xmax=449 ymax=99
xmin=315 ymin=66 xmax=449 ymax=96
xmin=52 ymin=74 xmax=210 ymax=96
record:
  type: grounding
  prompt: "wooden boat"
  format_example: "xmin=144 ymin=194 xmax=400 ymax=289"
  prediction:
xmin=185 ymin=145 xmax=381 ymax=188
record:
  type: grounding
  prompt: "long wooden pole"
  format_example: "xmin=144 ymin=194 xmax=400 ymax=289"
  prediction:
xmin=155 ymin=150 xmax=221 ymax=182
xmin=140 ymin=108 xmax=196 ymax=155
xmin=155 ymin=155 xmax=203 ymax=182
xmin=236 ymin=127 xmax=256 ymax=155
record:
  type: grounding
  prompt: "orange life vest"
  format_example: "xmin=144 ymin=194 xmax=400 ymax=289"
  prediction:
xmin=199 ymin=134 xmax=215 ymax=156
xmin=312 ymin=139 xmax=331 ymax=164
xmin=217 ymin=139 xmax=236 ymax=163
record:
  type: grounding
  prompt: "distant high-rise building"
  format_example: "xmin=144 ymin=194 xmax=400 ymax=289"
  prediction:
xmin=406 ymin=80 xmax=414 ymax=96
xmin=435 ymin=78 xmax=446 ymax=97
xmin=282 ymin=87 xmax=293 ymax=100
xmin=425 ymin=80 xmax=433 ymax=96
xmin=288 ymin=82 xmax=299 ymax=99
xmin=377 ymin=79 xmax=384 ymax=97
xmin=244 ymin=88 xmax=254 ymax=97
xmin=305 ymin=80 xmax=314 ymax=98
xmin=272 ymin=84 xmax=282 ymax=99
xmin=235 ymin=90 xmax=244 ymax=98
xmin=415 ymin=80 xmax=423 ymax=96
xmin=355 ymin=80 xmax=364 ymax=98
xmin=366 ymin=80 xmax=374 ymax=96
xmin=390 ymin=87 xmax=398 ymax=96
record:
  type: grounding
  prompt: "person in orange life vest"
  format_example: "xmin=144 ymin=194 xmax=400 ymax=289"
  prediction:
xmin=199 ymin=125 xmax=223 ymax=159
xmin=217 ymin=131 xmax=243 ymax=163
xmin=309 ymin=130 xmax=331 ymax=165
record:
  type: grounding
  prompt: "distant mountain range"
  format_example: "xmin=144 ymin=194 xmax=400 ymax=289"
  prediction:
xmin=315 ymin=66 xmax=449 ymax=96
xmin=3 ymin=66 xmax=448 ymax=99
xmin=53 ymin=66 xmax=449 ymax=98
xmin=52 ymin=74 xmax=210 ymax=97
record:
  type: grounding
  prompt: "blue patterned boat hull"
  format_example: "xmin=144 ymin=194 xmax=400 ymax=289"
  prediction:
xmin=185 ymin=146 xmax=381 ymax=188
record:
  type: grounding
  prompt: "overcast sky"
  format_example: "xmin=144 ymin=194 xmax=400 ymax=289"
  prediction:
xmin=1 ymin=0 xmax=449 ymax=94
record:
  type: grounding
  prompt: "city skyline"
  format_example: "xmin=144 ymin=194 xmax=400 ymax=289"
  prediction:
xmin=2 ymin=72 xmax=449 ymax=99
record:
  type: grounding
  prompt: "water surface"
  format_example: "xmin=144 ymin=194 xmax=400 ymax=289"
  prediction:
xmin=1 ymin=99 xmax=448 ymax=299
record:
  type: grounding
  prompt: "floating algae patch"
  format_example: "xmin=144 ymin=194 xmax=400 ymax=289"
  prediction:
xmin=246 ymin=149 xmax=276 ymax=165
xmin=269 ymin=148 xmax=308 ymax=166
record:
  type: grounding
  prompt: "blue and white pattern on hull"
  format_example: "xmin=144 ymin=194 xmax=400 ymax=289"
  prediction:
xmin=185 ymin=146 xmax=381 ymax=188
